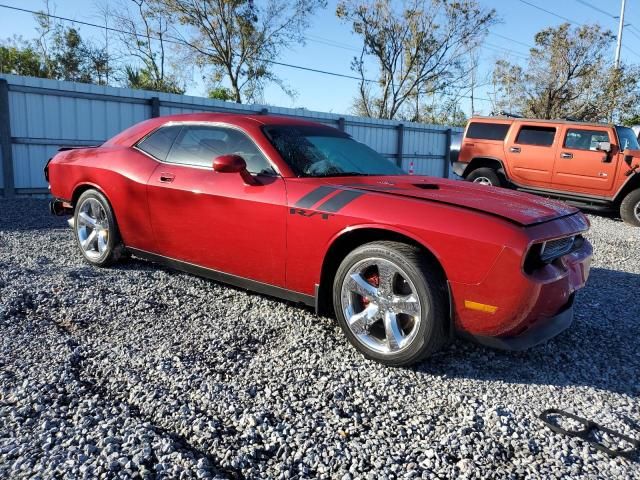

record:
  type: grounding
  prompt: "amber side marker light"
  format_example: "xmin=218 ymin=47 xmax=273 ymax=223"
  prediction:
xmin=464 ymin=300 xmax=498 ymax=314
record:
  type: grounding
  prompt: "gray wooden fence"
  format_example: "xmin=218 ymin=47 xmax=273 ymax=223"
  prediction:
xmin=0 ymin=74 xmax=462 ymax=197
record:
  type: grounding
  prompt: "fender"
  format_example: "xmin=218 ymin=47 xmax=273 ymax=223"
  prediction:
xmin=462 ymin=156 xmax=509 ymax=179
xmin=324 ymin=222 xmax=447 ymax=268
xmin=70 ymin=181 xmax=111 ymax=206
xmin=613 ymin=170 xmax=640 ymax=204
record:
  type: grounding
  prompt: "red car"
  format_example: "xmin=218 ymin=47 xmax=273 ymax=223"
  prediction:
xmin=45 ymin=113 xmax=592 ymax=366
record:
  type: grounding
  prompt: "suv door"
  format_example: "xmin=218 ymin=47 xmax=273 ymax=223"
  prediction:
xmin=504 ymin=123 xmax=558 ymax=186
xmin=143 ymin=123 xmax=287 ymax=287
xmin=552 ymin=127 xmax=617 ymax=192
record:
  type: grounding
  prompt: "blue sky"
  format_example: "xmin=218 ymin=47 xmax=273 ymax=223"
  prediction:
xmin=1 ymin=0 xmax=638 ymax=116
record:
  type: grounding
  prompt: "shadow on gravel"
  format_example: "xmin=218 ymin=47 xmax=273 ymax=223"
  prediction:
xmin=415 ymin=267 xmax=640 ymax=397
xmin=0 ymin=199 xmax=67 ymax=232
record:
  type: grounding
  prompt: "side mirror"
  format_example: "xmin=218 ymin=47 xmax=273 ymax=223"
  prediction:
xmin=212 ymin=154 xmax=259 ymax=186
xmin=213 ymin=154 xmax=247 ymax=173
xmin=595 ymin=141 xmax=611 ymax=153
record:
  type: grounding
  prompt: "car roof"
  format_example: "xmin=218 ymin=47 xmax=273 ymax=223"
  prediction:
xmin=104 ymin=112 xmax=332 ymax=147
xmin=470 ymin=115 xmax=617 ymax=129
xmin=157 ymin=112 xmax=323 ymax=127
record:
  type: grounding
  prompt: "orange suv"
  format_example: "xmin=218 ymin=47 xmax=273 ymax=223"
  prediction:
xmin=454 ymin=116 xmax=640 ymax=226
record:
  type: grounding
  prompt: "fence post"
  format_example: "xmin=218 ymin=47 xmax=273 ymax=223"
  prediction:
xmin=0 ymin=79 xmax=15 ymax=197
xmin=337 ymin=117 xmax=345 ymax=132
xmin=396 ymin=123 xmax=404 ymax=167
xmin=150 ymin=97 xmax=160 ymax=118
xmin=444 ymin=128 xmax=452 ymax=178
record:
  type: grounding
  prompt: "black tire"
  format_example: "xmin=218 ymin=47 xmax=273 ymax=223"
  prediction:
xmin=73 ymin=189 xmax=125 ymax=267
xmin=466 ymin=167 xmax=502 ymax=187
xmin=332 ymin=241 xmax=448 ymax=367
xmin=620 ymin=189 xmax=640 ymax=227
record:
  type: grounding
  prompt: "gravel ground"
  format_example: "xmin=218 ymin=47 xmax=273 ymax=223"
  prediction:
xmin=1 ymin=198 xmax=639 ymax=479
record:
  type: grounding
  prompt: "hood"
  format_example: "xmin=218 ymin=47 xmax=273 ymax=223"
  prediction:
xmin=332 ymin=176 xmax=578 ymax=226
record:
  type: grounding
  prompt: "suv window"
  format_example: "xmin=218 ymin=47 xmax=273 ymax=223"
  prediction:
xmin=136 ymin=125 xmax=182 ymax=161
xmin=515 ymin=125 xmax=556 ymax=146
xmin=165 ymin=125 xmax=275 ymax=174
xmin=564 ymin=129 xmax=610 ymax=151
xmin=466 ymin=122 xmax=510 ymax=141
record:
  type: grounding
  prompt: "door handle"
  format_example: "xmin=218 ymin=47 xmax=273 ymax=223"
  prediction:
xmin=509 ymin=146 xmax=521 ymax=153
xmin=560 ymin=152 xmax=573 ymax=159
xmin=159 ymin=173 xmax=175 ymax=183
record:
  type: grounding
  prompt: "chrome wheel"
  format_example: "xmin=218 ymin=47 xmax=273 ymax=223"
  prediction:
xmin=76 ymin=198 xmax=109 ymax=259
xmin=473 ymin=176 xmax=493 ymax=186
xmin=340 ymin=257 xmax=423 ymax=355
xmin=635 ymin=200 xmax=640 ymax=222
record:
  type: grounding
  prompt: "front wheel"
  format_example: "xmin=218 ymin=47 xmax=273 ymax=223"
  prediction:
xmin=466 ymin=167 xmax=502 ymax=187
xmin=620 ymin=189 xmax=640 ymax=227
xmin=73 ymin=189 xmax=125 ymax=267
xmin=332 ymin=241 xmax=448 ymax=366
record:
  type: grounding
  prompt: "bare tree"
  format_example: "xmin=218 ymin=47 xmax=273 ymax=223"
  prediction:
xmin=106 ymin=0 xmax=184 ymax=93
xmin=151 ymin=0 xmax=326 ymax=103
xmin=336 ymin=0 xmax=497 ymax=120
xmin=492 ymin=23 xmax=640 ymax=122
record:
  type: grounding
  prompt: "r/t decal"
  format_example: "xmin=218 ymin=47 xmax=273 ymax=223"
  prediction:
xmin=289 ymin=208 xmax=334 ymax=220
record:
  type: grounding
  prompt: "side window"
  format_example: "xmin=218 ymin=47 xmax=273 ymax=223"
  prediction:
xmin=564 ymin=129 xmax=610 ymax=151
xmin=136 ymin=125 xmax=182 ymax=161
xmin=515 ymin=125 xmax=556 ymax=146
xmin=466 ymin=122 xmax=510 ymax=141
xmin=165 ymin=125 xmax=275 ymax=174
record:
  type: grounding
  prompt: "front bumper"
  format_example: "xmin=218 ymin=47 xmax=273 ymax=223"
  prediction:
xmin=451 ymin=161 xmax=468 ymax=177
xmin=450 ymin=235 xmax=592 ymax=348
xmin=459 ymin=294 xmax=575 ymax=350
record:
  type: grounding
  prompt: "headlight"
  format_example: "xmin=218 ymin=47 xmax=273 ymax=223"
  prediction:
xmin=524 ymin=235 xmax=584 ymax=273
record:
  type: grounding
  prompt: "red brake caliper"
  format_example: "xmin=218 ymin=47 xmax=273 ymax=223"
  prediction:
xmin=361 ymin=271 xmax=379 ymax=307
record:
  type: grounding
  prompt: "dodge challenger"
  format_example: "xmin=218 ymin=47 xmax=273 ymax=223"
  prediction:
xmin=45 ymin=113 xmax=592 ymax=366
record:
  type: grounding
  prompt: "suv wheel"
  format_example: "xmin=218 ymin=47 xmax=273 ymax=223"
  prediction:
xmin=466 ymin=167 xmax=502 ymax=187
xmin=332 ymin=241 xmax=448 ymax=367
xmin=620 ymin=189 xmax=640 ymax=227
xmin=74 ymin=189 xmax=126 ymax=266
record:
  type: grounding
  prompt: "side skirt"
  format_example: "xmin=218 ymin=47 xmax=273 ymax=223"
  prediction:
xmin=127 ymin=247 xmax=316 ymax=309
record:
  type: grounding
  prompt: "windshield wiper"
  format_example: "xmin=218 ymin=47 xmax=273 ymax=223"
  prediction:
xmin=313 ymin=172 xmax=373 ymax=177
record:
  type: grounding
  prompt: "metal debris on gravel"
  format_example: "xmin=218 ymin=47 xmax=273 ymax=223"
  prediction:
xmin=1 ymin=199 xmax=639 ymax=479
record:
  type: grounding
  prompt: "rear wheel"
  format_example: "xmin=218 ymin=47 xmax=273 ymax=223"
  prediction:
xmin=74 ymin=189 xmax=125 ymax=267
xmin=332 ymin=241 xmax=448 ymax=366
xmin=620 ymin=189 xmax=640 ymax=227
xmin=466 ymin=167 xmax=502 ymax=187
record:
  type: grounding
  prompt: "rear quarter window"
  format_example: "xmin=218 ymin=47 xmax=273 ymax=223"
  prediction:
xmin=136 ymin=125 xmax=182 ymax=161
xmin=515 ymin=125 xmax=556 ymax=146
xmin=466 ymin=122 xmax=510 ymax=141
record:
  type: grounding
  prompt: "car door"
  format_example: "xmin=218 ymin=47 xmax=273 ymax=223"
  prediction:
xmin=552 ymin=127 xmax=617 ymax=192
xmin=143 ymin=123 xmax=287 ymax=287
xmin=504 ymin=123 xmax=558 ymax=186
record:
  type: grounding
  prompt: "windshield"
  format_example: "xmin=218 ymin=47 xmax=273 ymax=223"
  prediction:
xmin=263 ymin=125 xmax=407 ymax=177
xmin=615 ymin=126 xmax=640 ymax=150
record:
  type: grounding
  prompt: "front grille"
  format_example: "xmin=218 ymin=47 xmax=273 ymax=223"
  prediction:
xmin=540 ymin=236 xmax=576 ymax=263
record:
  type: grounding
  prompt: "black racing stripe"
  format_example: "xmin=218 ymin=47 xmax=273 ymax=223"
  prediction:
xmin=317 ymin=190 xmax=365 ymax=213
xmin=294 ymin=186 xmax=336 ymax=208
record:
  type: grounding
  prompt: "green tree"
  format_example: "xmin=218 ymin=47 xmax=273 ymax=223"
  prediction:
xmin=336 ymin=0 xmax=497 ymax=120
xmin=491 ymin=23 xmax=640 ymax=123
xmin=207 ymin=87 xmax=235 ymax=101
xmin=33 ymin=4 xmax=113 ymax=85
xmin=152 ymin=0 xmax=326 ymax=103
xmin=0 ymin=37 xmax=45 ymax=77
xmin=124 ymin=65 xmax=184 ymax=93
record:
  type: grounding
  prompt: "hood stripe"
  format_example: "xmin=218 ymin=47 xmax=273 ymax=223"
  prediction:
xmin=294 ymin=186 xmax=337 ymax=208
xmin=317 ymin=190 xmax=365 ymax=212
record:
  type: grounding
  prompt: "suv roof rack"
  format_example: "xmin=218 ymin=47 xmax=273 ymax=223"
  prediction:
xmin=491 ymin=111 xmax=522 ymax=118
